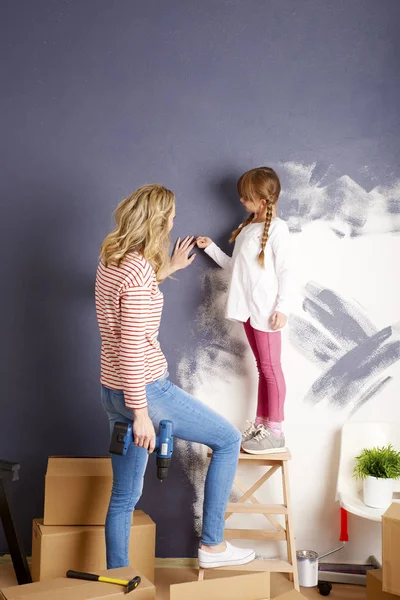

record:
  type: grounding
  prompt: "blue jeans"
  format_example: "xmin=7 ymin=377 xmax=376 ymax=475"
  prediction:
xmin=101 ymin=373 xmax=241 ymax=569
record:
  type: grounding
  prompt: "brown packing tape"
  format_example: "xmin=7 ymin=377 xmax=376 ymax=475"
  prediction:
xmin=0 ymin=568 xmax=155 ymax=600
xmin=31 ymin=512 xmax=155 ymax=583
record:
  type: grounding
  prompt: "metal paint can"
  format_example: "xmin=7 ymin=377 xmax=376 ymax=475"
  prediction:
xmin=296 ymin=550 xmax=319 ymax=587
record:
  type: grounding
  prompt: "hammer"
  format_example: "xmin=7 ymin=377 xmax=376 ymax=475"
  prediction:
xmin=66 ymin=570 xmax=141 ymax=594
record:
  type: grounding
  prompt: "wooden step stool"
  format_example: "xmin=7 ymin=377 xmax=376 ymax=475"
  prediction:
xmin=199 ymin=450 xmax=299 ymax=592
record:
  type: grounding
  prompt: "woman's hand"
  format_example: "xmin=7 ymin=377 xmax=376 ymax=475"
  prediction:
xmin=133 ymin=408 xmax=156 ymax=454
xmin=170 ymin=236 xmax=196 ymax=273
xmin=196 ymin=236 xmax=213 ymax=249
xmin=270 ymin=311 xmax=288 ymax=331
xmin=157 ymin=236 xmax=196 ymax=282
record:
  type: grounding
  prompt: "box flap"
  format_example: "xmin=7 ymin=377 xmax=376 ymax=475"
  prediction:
xmin=46 ymin=457 xmax=112 ymax=477
xmin=383 ymin=501 xmax=400 ymax=521
xmin=34 ymin=518 xmax=102 ymax=536
xmin=129 ymin=511 xmax=154 ymax=527
xmin=0 ymin=564 xmax=17 ymax=588
xmin=368 ymin=568 xmax=383 ymax=583
xmin=170 ymin=572 xmax=270 ymax=600
xmin=34 ymin=511 xmax=153 ymax=535
xmin=1 ymin=568 xmax=153 ymax=599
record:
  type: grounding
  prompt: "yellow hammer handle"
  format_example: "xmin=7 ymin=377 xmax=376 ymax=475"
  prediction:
xmin=98 ymin=576 xmax=130 ymax=585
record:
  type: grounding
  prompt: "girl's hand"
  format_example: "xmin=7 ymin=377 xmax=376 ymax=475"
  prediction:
xmin=270 ymin=311 xmax=288 ymax=331
xmin=196 ymin=236 xmax=213 ymax=249
xmin=170 ymin=236 xmax=196 ymax=272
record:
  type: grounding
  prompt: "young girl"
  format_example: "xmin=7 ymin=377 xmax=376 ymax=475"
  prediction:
xmin=197 ymin=167 xmax=291 ymax=455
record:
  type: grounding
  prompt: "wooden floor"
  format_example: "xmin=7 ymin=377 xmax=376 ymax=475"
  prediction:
xmin=0 ymin=563 xmax=366 ymax=599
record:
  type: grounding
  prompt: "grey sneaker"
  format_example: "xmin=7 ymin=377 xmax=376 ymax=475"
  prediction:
xmin=241 ymin=421 xmax=262 ymax=445
xmin=241 ymin=425 xmax=286 ymax=454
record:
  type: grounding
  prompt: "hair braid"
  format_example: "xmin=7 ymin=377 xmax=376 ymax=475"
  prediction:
xmin=258 ymin=203 xmax=273 ymax=268
xmin=229 ymin=213 xmax=255 ymax=243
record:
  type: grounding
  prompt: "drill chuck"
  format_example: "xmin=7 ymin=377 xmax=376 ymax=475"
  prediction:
xmin=156 ymin=457 xmax=170 ymax=482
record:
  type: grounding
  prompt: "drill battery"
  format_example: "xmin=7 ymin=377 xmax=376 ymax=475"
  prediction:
xmin=109 ymin=422 xmax=132 ymax=456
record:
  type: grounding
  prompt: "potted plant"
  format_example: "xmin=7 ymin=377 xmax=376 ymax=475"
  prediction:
xmin=353 ymin=444 xmax=400 ymax=509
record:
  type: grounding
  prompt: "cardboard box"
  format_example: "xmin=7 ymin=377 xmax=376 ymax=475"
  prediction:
xmin=0 ymin=565 xmax=17 ymax=589
xmin=31 ymin=512 xmax=155 ymax=583
xmin=383 ymin=502 xmax=400 ymax=595
xmin=0 ymin=567 xmax=154 ymax=600
xmin=170 ymin=572 xmax=307 ymax=600
xmin=367 ymin=569 xmax=398 ymax=600
xmin=44 ymin=457 xmax=113 ymax=525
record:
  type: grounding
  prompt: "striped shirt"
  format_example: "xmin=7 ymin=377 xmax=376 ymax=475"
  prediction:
xmin=95 ymin=252 xmax=168 ymax=409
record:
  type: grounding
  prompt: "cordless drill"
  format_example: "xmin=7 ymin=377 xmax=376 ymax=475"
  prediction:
xmin=109 ymin=420 xmax=174 ymax=482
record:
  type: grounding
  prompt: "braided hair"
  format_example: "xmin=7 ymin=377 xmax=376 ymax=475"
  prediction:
xmin=230 ymin=167 xmax=281 ymax=268
xmin=258 ymin=201 xmax=273 ymax=268
xmin=229 ymin=213 xmax=255 ymax=243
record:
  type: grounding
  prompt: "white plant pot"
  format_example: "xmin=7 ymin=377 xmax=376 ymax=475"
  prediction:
xmin=363 ymin=476 xmax=393 ymax=509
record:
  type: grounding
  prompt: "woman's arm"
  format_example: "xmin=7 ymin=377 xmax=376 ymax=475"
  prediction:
xmin=120 ymin=284 xmax=156 ymax=452
xmin=197 ymin=237 xmax=233 ymax=270
xmin=120 ymin=285 xmax=153 ymax=410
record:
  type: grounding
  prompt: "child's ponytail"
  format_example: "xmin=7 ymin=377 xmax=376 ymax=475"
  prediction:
xmin=258 ymin=202 xmax=273 ymax=268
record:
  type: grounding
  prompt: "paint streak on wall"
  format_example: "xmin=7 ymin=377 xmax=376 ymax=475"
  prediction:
xmin=179 ymin=269 xmax=247 ymax=393
xmin=289 ymin=282 xmax=400 ymax=412
xmin=177 ymin=269 xmax=247 ymax=535
xmin=278 ymin=162 xmax=400 ymax=236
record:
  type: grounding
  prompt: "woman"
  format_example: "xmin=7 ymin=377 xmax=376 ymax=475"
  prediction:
xmin=95 ymin=184 xmax=255 ymax=570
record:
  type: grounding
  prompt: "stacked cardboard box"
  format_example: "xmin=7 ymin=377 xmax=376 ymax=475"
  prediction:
xmin=367 ymin=569 xmax=398 ymax=600
xmin=1 ymin=567 xmax=155 ymax=600
xmin=367 ymin=502 xmax=400 ymax=599
xmin=382 ymin=503 xmax=400 ymax=596
xmin=31 ymin=457 xmax=156 ymax=583
xmin=1 ymin=570 xmax=307 ymax=600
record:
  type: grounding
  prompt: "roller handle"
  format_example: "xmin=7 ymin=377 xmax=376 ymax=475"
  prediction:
xmin=340 ymin=507 xmax=349 ymax=542
xmin=66 ymin=570 xmax=99 ymax=582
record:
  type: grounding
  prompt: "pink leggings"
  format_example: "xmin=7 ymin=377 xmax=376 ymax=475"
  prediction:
xmin=243 ymin=319 xmax=286 ymax=423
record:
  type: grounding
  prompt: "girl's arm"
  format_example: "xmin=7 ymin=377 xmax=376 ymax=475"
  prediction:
xmin=270 ymin=221 xmax=291 ymax=316
xmin=197 ymin=237 xmax=233 ymax=270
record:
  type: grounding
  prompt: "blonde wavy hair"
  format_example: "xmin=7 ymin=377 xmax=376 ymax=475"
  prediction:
xmin=100 ymin=184 xmax=175 ymax=274
xmin=230 ymin=167 xmax=281 ymax=268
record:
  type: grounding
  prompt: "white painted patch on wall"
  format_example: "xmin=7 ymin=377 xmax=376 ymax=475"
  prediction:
xmin=278 ymin=161 xmax=400 ymax=236
xmin=176 ymin=165 xmax=400 ymax=562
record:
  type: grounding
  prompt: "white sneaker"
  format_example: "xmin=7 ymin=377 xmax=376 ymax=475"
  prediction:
xmin=198 ymin=541 xmax=255 ymax=568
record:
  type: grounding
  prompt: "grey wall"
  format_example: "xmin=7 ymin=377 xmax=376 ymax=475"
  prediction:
xmin=1 ymin=0 xmax=399 ymax=557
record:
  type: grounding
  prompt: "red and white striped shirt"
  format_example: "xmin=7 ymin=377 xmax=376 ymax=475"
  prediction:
xmin=95 ymin=252 xmax=168 ymax=409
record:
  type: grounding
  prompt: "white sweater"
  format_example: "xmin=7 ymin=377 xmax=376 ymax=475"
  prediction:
xmin=205 ymin=218 xmax=291 ymax=333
